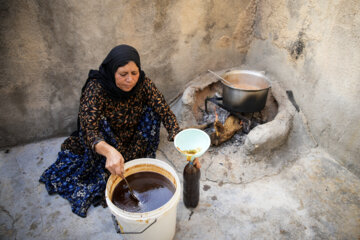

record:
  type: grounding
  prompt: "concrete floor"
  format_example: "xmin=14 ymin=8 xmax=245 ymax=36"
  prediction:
xmin=1 ymin=111 xmax=360 ymax=239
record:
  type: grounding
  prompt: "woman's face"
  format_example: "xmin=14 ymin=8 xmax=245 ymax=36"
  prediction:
xmin=114 ymin=61 xmax=140 ymax=92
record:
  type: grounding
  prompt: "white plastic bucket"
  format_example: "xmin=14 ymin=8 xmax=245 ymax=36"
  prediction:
xmin=105 ymin=158 xmax=181 ymax=240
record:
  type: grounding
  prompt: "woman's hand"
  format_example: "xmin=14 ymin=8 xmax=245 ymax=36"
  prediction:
xmin=105 ymin=148 xmax=125 ymax=176
xmin=193 ymin=158 xmax=201 ymax=169
xmin=95 ymin=141 xmax=125 ymax=176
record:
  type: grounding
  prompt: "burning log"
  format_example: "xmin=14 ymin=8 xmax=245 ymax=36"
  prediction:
xmin=210 ymin=114 xmax=242 ymax=146
xmin=183 ymin=107 xmax=244 ymax=146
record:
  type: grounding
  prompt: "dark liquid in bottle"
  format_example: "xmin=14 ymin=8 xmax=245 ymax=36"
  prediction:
xmin=112 ymin=171 xmax=175 ymax=213
xmin=183 ymin=162 xmax=201 ymax=208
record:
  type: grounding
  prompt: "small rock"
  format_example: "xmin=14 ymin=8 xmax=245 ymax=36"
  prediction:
xmin=203 ymin=185 xmax=211 ymax=191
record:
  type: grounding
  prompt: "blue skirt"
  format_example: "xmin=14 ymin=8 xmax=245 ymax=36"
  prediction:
xmin=39 ymin=107 xmax=161 ymax=217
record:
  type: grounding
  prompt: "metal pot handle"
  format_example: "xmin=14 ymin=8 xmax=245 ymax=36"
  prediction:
xmin=112 ymin=215 xmax=157 ymax=235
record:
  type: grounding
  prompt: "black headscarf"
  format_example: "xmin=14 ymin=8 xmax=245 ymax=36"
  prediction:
xmin=83 ymin=44 xmax=145 ymax=100
xmin=72 ymin=45 xmax=145 ymax=137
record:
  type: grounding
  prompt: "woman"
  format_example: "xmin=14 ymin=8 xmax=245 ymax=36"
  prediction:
xmin=39 ymin=44 xmax=200 ymax=217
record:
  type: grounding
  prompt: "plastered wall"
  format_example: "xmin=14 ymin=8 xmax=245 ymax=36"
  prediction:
xmin=244 ymin=0 xmax=360 ymax=176
xmin=0 ymin=0 xmax=250 ymax=146
xmin=1 ymin=0 xmax=359 ymax=177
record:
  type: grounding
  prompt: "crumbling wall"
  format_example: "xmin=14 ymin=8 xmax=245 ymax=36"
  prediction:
xmin=244 ymin=0 xmax=360 ymax=176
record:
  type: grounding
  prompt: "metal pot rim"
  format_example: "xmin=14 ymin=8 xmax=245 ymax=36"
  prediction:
xmin=222 ymin=70 xmax=271 ymax=91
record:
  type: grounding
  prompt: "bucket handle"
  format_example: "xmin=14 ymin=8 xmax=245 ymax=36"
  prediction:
xmin=112 ymin=215 xmax=157 ymax=235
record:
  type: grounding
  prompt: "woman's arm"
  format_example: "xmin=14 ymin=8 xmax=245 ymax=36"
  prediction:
xmin=144 ymin=78 xmax=201 ymax=168
xmin=144 ymin=78 xmax=180 ymax=141
xmin=79 ymin=80 xmax=106 ymax=150
xmin=79 ymin=80 xmax=126 ymax=174
xmin=95 ymin=140 xmax=125 ymax=176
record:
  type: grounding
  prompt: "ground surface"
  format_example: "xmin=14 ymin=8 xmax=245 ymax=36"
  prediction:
xmin=1 ymin=110 xmax=360 ymax=239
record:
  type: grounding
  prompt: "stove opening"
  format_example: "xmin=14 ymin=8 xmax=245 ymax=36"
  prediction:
xmin=190 ymin=81 xmax=278 ymax=147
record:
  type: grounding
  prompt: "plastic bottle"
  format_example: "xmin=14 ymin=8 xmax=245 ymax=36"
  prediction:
xmin=183 ymin=161 xmax=201 ymax=208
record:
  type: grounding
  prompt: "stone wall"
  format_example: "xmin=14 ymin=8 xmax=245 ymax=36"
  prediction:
xmin=244 ymin=0 xmax=360 ymax=176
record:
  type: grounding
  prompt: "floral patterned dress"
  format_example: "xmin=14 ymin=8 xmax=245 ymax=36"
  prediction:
xmin=39 ymin=77 xmax=180 ymax=217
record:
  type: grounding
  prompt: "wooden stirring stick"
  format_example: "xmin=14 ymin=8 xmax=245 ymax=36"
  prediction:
xmin=120 ymin=173 xmax=140 ymax=203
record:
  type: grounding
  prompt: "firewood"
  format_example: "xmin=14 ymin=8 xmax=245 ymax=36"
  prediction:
xmin=184 ymin=122 xmax=213 ymax=130
xmin=210 ymin=115 xmax=242 ymax=146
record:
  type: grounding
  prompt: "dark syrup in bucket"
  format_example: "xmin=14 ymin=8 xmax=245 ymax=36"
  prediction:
xmin=112 ymin=171 xmax=175 ymax=213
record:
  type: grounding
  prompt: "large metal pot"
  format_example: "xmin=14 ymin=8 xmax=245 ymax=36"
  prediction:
xmin=222 ymin=70 xmax=271 ymax=113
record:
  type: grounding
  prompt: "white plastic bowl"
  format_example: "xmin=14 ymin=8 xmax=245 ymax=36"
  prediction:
xmin=174 ymin=128 xmax=211 ymax=161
